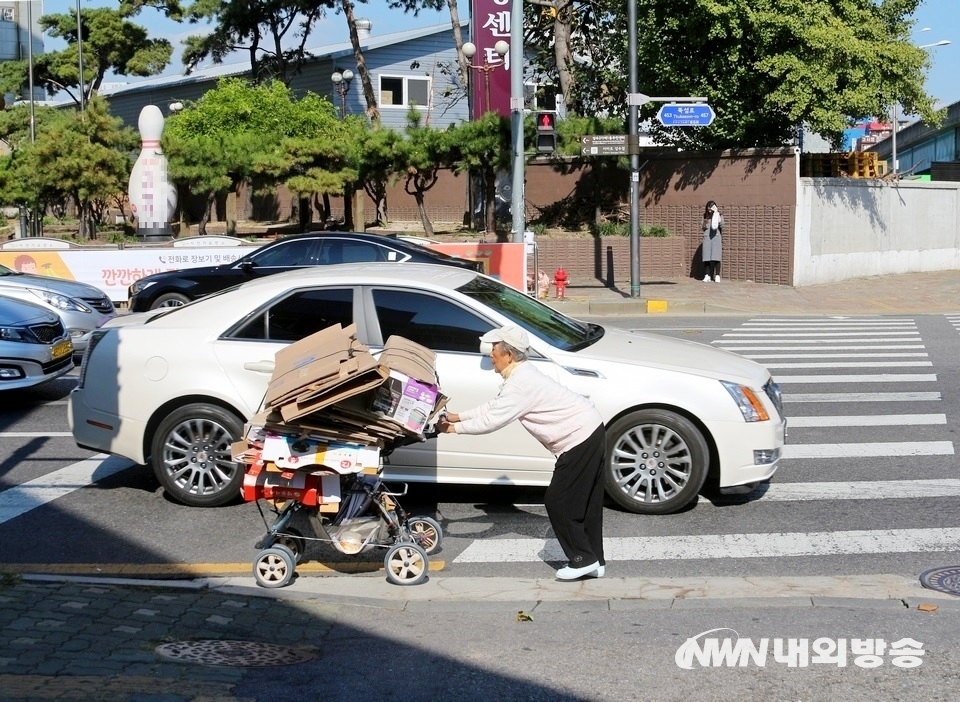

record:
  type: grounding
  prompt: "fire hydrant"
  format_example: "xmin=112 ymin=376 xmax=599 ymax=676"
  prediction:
xmin=554 ymin=267 xmax=569 ymax=299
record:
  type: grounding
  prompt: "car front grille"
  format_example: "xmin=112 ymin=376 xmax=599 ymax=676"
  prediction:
xmin=81 ymin=296 xmax=115 ymax=314
xmin=41 ymin=354 xmax=73 ymax=374
xmin=29 ymin=320 xmax=66 ymax=344
xmin=764 ymin=379 xmax=783 ymax=418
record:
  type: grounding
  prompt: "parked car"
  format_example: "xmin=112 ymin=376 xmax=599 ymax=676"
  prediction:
xmin=0 ymin=295 xmax=74 ymax=390
xmin=127 ymin=231 xmax=484 ymax=311
xmin=71 ymin=263 xmax=785 ymax=511
xmin=0 ymin=263 xmax=116 ymax=359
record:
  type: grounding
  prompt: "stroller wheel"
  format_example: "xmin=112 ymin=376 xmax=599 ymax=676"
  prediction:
xmin=384 ymin=542 xmax=429 ymax=586
xmin=253 ymin=545 xmax=296 ymax=588
xmin=266 ymin=529 xmax=306 ymax=564
xmin=406 ymin=516 xmax=443 ymax=555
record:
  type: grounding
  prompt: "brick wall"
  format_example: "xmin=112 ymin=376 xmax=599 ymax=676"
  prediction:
xmin=232 ymin=147 xmax=798 ymax=285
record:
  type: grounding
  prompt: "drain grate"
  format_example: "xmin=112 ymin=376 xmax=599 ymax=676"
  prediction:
xmin=919 ymin=565 xmax=960 ymax=597
xmin=155 ymin=640 xmax=315 ymax=667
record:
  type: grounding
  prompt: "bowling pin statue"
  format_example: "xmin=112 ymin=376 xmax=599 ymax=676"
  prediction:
xmin=128 ymin=105 xmax=178 ymax=239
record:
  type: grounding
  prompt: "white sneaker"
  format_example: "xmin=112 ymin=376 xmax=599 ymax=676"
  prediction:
xmin=714 ymin=275 xmax=721 ymax=283
xmin=586 ymin=565 xmax=605 ymax=578
xmin=703 ymin=274 xmax=711 ymax=282
xmin=556 ymin=561 xmax=600 ymax=580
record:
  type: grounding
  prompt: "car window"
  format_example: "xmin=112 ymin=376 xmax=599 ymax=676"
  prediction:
xmin=228 ymin=288 xmax=354 ymax=342
xmin=248 ymin=238 xmax=322 ymax=267
xmin=456 ymin=276 xmax=598 ymax=351
xmin=321 ymin=239 xmax=396 ymax=265
xmin=372 ymin=289 xmax=492 ymax=352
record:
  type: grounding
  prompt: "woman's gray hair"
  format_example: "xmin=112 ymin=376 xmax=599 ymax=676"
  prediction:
xmin=497 ymin=341 xmax=528 ymax=362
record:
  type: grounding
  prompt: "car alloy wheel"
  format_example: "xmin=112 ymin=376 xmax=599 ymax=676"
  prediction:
xmin=603 ymin=409 xmax=709 ymax=515
xmin=151 ymin=403 xmax=245 ymax=507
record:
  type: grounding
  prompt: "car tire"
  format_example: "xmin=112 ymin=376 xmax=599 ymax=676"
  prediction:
xmin=151 ymin=292 xmax=191 ymax=309
xmin=603 ymin=409 xmax=709 ymax=515
xmin=151 ymin=403 xmax=244 ymax=507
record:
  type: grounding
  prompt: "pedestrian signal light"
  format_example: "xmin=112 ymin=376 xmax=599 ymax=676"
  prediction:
xmin=536 ymin=111 xmax=557 ymax=154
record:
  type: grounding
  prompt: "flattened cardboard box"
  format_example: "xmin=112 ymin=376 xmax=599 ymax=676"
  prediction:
xmin=278 ymin=365 xmax=388 ymax=423
xmin=272 ymin=323 xmax=359 ymax=378
xmin=379 ymin=335 xmax=437 ymax=384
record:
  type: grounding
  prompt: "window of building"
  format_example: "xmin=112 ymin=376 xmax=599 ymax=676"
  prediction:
xmin=380 ymin=75 xmax=431 ymax=108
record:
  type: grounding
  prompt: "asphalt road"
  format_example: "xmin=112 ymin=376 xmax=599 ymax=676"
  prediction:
xmin=2 ymin=313 xmax=959 ymax=587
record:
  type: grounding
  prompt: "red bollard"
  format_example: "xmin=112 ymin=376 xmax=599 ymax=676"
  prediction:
xmin=554 ymin=267 xmax=569 ymax=299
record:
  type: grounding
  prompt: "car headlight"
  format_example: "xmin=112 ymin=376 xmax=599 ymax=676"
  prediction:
xmin=721 ymin=381 xmax=770 ymax=422
xmin=129 ymin=280 xmax=156 ymax=295
xmin=0 ymin=326 xmax=31 ymax=342
xmin=30 ymin=288 xmax=93 ymax=313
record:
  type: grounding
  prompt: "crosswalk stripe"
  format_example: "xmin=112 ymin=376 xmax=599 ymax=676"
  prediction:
xmin=742 ymin=353 xmax=928 ymax=359
xmin=0 ymin=432 xmax=74 ymax=438
xmin=784 ymin=392 xmax=940 ymax=402
xmin=733 ymin=479 xmax=960 ymax=501
xmin=0 ymin=455 xmax=133 ymax=525
xmin=714 ymin=341 xmax=926 ymax=347
xmin=786 ymin=414 xmax=946 ymax=427
xmin=777 ymin=374 xmax=936 ymax=383
xmin=761 ymin=361 xmax=931 ymax=369
xmin=453 ymin=528 xmax=960 ymax=563
xmin=782 ymin=441 xmax=953 ymax=459
xmin=723 ymin=331 xmax=920 ymax=337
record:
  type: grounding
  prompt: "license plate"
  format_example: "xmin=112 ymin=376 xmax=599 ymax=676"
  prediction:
xmin=52 ymin=339 xmax=72 ymax=360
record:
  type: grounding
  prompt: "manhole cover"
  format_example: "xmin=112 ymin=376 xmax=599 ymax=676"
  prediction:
xmin=155 ymin=640 xmax=315 ymax=667
xmin=919 ymin=565 xmax=960 ymax=596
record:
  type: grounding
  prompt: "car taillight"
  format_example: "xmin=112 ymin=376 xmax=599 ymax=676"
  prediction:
xmin=77 ymin=330 xmax=107 ymax=388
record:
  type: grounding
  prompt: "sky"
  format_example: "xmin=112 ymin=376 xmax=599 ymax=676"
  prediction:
xmin=41 ymin=0 xmax=957 ymax=107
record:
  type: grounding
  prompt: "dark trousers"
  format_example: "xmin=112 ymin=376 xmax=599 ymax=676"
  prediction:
xmin=705 ymin=260 xmax=721 ymax=278
xmin=544 ymin=424 xmax=606 ymax=567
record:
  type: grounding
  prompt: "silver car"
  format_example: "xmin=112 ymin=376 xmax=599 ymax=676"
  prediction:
xmin=0 ymin=263 xmax=115 ymax=358
xmin=0 ymin=295 xmax=74 ymax=390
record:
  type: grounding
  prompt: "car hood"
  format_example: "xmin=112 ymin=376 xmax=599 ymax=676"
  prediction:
xmin=0 ymin=271 xmax=106 ymax=299
xmin=139 ymin=263 xmax=235 ymax=283
xmin=562 ymin=326 xmax=771 ymax=386
xmin=0 ymin=296 xmax=59 ymax=326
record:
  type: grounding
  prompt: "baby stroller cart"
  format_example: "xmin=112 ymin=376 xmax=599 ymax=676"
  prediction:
xmin=251 ymin=453 xmax=443 ymax=588
xmin=235 ymin=324 xmax=448 ymax=589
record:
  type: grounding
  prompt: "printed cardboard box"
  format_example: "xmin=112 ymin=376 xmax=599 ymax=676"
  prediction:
xmin=241 ymin=467 xmax=342 ymax=506
xmin=370 ymin=369 xmax=440 ymax=434
xmin=260 ymin=433 xmax=381 ymax=473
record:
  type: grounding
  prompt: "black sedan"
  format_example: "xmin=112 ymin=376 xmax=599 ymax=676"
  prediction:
xmin=127 ymin=232 xmax=483 ymax=311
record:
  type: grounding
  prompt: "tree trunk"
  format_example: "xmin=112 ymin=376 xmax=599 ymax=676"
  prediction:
xmin=413 ymin=190 xmax=434 ymax=238
xmin=298 ymin=196 xmax=311 ymax=232
xmin=483 ymin=170 xmax=496 ymax=236
xmin=553 ymin=1 xmax=577 ymax=112
xmin=446 ymin=0 xmax=469 ymax=87
xmin=341 ymin=0 xmax=380 ymax=122
xmin=344 ymin=187 xmax=354 ymax=230
xmin=199 ymin=191 xmax=215 ymax=235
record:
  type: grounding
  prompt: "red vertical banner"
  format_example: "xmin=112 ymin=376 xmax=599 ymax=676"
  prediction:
xmin=470 ymin=0 xmax=512 ymax=119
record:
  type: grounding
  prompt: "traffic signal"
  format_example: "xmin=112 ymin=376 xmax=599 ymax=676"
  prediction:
xmin=536 ymin=111 xmax=557 ymax=153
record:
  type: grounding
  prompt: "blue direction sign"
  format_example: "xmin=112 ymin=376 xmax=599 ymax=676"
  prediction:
xmin=657 ymin=103 xmax=715 ymax=127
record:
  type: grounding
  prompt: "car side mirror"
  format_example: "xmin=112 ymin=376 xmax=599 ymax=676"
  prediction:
xmin=238 ymin=260 xmax=254 ymax=272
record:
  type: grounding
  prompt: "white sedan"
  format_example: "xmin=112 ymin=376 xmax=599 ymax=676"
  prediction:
xmin=69 ymin=263 xmax=785 ymax=513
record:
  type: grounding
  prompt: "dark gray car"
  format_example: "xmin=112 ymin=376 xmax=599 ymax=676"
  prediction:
xmin=0 ymin=295 xmax=73 ymax=390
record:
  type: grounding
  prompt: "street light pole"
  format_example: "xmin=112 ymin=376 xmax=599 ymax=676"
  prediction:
xmin=76 ymin=0 xmax=84 ymax=112
xmin=892 ymin=37 xmax=950 ymax=177
xmin=331 ymin=69 xmax=354 ymax=119
xmin=461 ymin=41 xmax=509 ymax=115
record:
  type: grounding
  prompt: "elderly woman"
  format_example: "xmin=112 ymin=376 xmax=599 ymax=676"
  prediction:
xmin=438 ymin=325 xmax=607 ymax=581
xmin=702 ymin=200 xmax=723 ymax=282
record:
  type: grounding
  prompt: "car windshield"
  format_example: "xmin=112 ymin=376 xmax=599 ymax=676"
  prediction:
xmin=0 ymin=264 xmax=19 ymax=276
xmin=457 ymin=276 xmax=603 ymax=351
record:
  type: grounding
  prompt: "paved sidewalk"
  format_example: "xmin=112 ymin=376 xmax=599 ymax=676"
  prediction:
xmin=544 ymin=270 xmax=960 ymax=316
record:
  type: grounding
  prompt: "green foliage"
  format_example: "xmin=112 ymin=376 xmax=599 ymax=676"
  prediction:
xmin=449 ymin=113 xmax=512 ymax=235
xmin=181 ymin=0 xmax=332 ymax=84
xmin=33 ymin=7 xmax=174 ymax=105
xmin=525 ymin=0 xmax=938 ymax=149
xmin=590 ymin=222 xmax=671 ymax=237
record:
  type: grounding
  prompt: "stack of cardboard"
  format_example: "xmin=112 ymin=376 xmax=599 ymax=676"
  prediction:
xmin=233 ymin=324 xmax=447 ymax=506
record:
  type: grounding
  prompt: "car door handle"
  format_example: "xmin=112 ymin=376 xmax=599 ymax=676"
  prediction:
xmin=244 ymin=360 xmax=276 ymax=373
